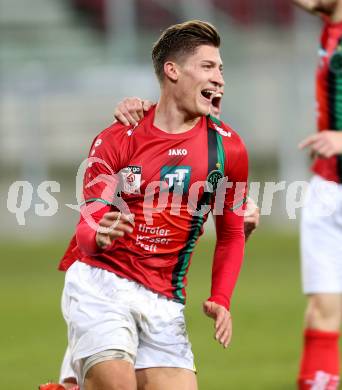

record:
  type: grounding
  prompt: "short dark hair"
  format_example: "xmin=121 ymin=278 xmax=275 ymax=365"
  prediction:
xmin=152 ymin=20 xmax=221 ymax=82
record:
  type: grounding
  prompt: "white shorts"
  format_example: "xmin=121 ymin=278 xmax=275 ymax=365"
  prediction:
xmin=61 ymin=261 xmax=194 ymax=384
xmin=60 ymin=347 xmax=76 ymax=383
xmin=301 ymin=175 xmax=342 ymax=293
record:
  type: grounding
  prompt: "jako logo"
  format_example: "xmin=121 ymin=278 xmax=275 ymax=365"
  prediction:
xmin=168 ymin=149 xmax=188 ymax=156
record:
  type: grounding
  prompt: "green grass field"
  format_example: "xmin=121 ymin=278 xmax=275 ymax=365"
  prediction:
xmin=0 ymin=228 xmax=304 ymax=389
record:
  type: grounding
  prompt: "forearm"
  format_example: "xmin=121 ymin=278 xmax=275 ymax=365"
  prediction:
xmin=209 ymin=231 xmax=245 ymax=310
xmin=76 ymin=202 xmax=111 ymax=255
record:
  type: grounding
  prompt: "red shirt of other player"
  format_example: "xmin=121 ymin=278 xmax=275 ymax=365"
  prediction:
xmin=312 ymin=18 xmax=342 ymax=181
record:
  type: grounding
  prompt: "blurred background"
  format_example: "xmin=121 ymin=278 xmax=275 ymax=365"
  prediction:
xmin=0 ymin=1 xmax=319 ymax=388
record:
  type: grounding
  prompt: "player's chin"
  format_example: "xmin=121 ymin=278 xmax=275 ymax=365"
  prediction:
xmin=196 ymin=101 xmax=211 ymax=116
xmin=210 ymin=106 xmax=220 ymax=119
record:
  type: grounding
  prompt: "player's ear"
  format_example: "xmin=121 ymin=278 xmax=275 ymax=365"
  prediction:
xmin=164 ymin=61 xmax=179 ymax=82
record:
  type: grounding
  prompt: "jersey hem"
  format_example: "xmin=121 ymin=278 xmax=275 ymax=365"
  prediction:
xmin=78 ymin=258 xmax=186 ymax=305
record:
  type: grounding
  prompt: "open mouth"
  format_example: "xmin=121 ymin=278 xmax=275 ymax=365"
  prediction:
xmin=201 ymin=89 xmax=216 ymax=102
xmin=211 ymin=92 xmax=223 ymax=110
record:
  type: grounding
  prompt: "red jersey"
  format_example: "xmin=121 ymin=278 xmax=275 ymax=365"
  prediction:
xmin=312 ymin=19 xmax=342 ymax=182
xmin=59 ymin=107 xmax=248 ymax=309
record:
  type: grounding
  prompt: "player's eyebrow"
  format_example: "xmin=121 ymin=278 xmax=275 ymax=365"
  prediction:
xmin=201 ymin=60 xmax=224 ymax=71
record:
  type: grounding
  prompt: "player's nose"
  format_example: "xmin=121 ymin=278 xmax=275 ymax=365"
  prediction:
xmin=211 ymin=68 xmax=225 ymax=88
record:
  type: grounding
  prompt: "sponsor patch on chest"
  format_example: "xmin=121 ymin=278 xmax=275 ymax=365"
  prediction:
xmin=120 ymin=165 xmax=142 ymax=193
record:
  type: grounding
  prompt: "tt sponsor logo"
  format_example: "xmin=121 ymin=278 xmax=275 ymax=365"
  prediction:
xmin=160 ymin=165 xmax=191 ymax=193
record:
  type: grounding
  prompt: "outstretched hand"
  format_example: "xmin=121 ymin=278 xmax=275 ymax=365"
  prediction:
xmin=203 ymin=301 xmax=232 ymax=348
xmin=299 ymin=131 xmax=342 ymax=159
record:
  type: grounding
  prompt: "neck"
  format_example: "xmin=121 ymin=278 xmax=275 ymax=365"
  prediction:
xmin=330 ymin=0 xmax=342 ymax=22
xmin=154 ymin=92 xmax=201 ymax=134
